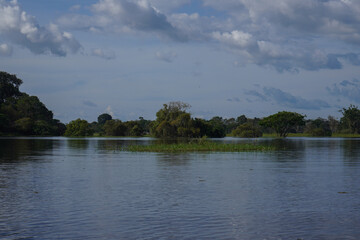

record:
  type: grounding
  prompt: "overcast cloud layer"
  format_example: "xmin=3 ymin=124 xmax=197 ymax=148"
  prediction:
xmin=1 ymin=0 xmax=360 ymax=122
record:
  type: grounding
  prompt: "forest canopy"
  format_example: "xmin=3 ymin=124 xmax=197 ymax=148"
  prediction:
xmin=0 ymin=71 xmax=65 ymax=136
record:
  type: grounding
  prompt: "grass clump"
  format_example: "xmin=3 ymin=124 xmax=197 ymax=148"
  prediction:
xmin=124 ymin=141 xmax=274 ymax=153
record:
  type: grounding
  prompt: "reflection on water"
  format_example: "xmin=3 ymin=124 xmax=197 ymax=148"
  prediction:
xmin=0 ymin=137 xmax=360 ymax=239
xmin=0 ymin=138 xmax=55 ymax=162
xmin=66 ymin=138 xmax=90 ymax=150
xmin=342 ymin=139 xmax=360 ymax=164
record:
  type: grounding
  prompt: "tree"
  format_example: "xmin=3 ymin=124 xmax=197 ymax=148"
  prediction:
xmin=224 ymin=117 xmax=237 ymax=134
xmin=103 ymin=119 xmax=126 ymax=136
xmin=0 ymin=71 xmax=23 ymax=103
xmin=14 ymin=117 xmax=34 ymax=135
xmin=236 ymin=115 xmax=248 ymax=125
xmin=304 ymin=118 xmax=332 ymax=137
xmin=0 ymin=71 xmax=66 ymax=136
xmin=65 ymin=119 xmax=94 ymax=137
xmin=340 ymin=105 xmax=360 ymax=134
xmin=207 ymin=116 xmax=226 ymax=138
xmin=98 ymin=113 xmax=112 ymax=125
xmin=260 ymin=111 xmax=305 ymax=137
xmin=232 ymin=123 xmax=263 ymax=138
xmin=0 ymin=113 xmax=10 ymax=133
xmin=328 ymin=116 xmax=339 ymax=134
xmin=15 ymin=94 xmax=53 ymax=122
xmin=151 ymin=101 xmax=200 ymax=138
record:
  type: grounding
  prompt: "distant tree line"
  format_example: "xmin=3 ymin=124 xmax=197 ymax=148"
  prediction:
xmin=2 ymin=71 xmax=360 ymax=138
xmin=62 ymin=102 xmax=360 ymax=138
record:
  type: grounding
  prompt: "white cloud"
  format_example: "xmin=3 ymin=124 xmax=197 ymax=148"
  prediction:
xmin=55 ymin=0 xmax=360 ymax=71
xmin=0 ymin=43 xmax=12 ymax=56
xmin=58 ymin=0 xmax=186 ymax=41
xmin=147 ymin=0 xmax=191 ymax=13
xmin=213 ymin=30 xmax=254 ymax=49
xmin=106 ymin=105 xmax=114 ymax=117
xmin=0 ymin=0 xmax=81 ymax=56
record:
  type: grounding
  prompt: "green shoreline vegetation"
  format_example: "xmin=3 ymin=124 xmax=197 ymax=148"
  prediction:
xmin=124 ymin=141 xmax=275 ymax=153
xmin=2 ymin=71 xmax=360 ymax=140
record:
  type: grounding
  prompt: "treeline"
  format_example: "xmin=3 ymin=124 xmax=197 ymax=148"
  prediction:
xmin=1 ymin=71 xmax=360 ymax=138
xmin=64 ymin=101 xmax=360 ymax=138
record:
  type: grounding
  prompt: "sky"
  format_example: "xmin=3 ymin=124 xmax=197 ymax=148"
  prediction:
xmin=1 ymin=0 xmax=360 ymax=123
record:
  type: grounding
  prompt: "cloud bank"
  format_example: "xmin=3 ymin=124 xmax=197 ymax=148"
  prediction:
xmin=327 ymin=79 xmax=360 ymax=103
xmin=0 ymin=0 xmax=81 ymax=56
xmin=245 ymin=86 xmax=330 ymax=110
xmin=1 ymin=0 xmax=359 ymax=72
xmin=58 ymin=0 xmax=187 ymax=41
xmin=55 ymin=0 xmax=360 ymax=71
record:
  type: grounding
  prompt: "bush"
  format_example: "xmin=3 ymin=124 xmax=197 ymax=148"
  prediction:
xmin=308 ymin=128 xmax=331 ymax=137
xmin=65 ymin=119 xmax=94 ymax=137
xmin=232 ymin=123 xmax=262 ymax=138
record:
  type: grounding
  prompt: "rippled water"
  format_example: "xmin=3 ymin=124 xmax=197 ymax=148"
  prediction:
xmin=1 ymin=137 xmax=360 ymax=239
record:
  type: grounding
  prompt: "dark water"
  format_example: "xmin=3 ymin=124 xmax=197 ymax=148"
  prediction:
xmin=1 ymin=137 xmax=360 ymax=240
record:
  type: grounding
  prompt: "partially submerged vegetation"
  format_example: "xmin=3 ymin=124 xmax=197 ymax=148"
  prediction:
xmin=2 ymin=71 xmax=360 ymax=138
xmin=124 ymin=141 xmax=275 ymax=153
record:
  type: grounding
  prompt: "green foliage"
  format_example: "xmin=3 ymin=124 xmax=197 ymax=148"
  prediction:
xmin=15 ymin=94 xmax=53 ymax=121
xmin=0 ymin=71 xmax=65 ymax=136
xmin=33 ymin=120 xmax=54 ymax=136
xmin=340 ymin=105 xmax=360 ymax=134
xmin=14 ymin=117 xmax=34 ymax=135
xmin=0 ymin=113 xmax=10 ymax=133
xmin=309 ymin=128 xmax=329 ymax=137
xmin=124 ymin=141 xmax=274 ymax=152
xmin=52 ymin=119 xmax=66 ymax=136
xmin=103 ymin=119 xmax=126 ymax=136
xmin=151 ymin=101 xmax=200 ymax=138
xmin=124 ymin=120 xmax=146 ymax=136
xmin=224 ymin=118 xmax=237 ymax=134
xmin=232 ymin=123 xmax=263 ymax=138
xmin=304 ymin=118 xmax=332 ymax=136
xmin=0 ymin=71 xmax=23 ymax=103
xmin=97 ymin=113 xmax=112 ymax=125
xmin=260 ymin=111 xmax=305 ymax=137
xmin=65 ymin=119 xmax=94 ymax=137
xmin=328 ymin=116 xmax=339 ymax=134
xmin=236 ymin=115 xmax=248 ymax=125
xmin=206 ymin=117 xmax=226 ymax=138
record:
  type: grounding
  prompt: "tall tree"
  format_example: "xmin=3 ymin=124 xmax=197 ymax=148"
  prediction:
xmin=151 ymin=101 xmax=200 ymax=138
xmin=0 ymin=71 xmax=23 ymax=103
xmin=103 ymin=119 xmax=126 ymax=136
xmin=340 ymin=105 xmax=360 ymax=134
xmin=98 ymin=113 xmax=112 ymax=125
xmin=65 ymin=119 xmax=94 ymax=137
xmin=260 ymin=111 xmax=305 ymax=137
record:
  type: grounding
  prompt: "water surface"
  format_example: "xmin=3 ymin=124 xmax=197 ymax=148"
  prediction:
xmin=1 ymin=137 xmax=360 ymax=239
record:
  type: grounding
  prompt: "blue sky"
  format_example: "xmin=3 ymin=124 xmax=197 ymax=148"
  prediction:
xmin=1 ymin=0 xmax=360 ymax=123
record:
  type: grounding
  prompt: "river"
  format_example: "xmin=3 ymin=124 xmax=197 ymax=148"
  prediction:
xmin=0 ymin=137 xmax=360 ymax=239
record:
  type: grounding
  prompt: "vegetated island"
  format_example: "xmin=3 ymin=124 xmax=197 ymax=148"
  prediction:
xmin=2 ymin=71 xmax=360 ymax=141
xmin=124 ymin=141 xmax=275 ymax=153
